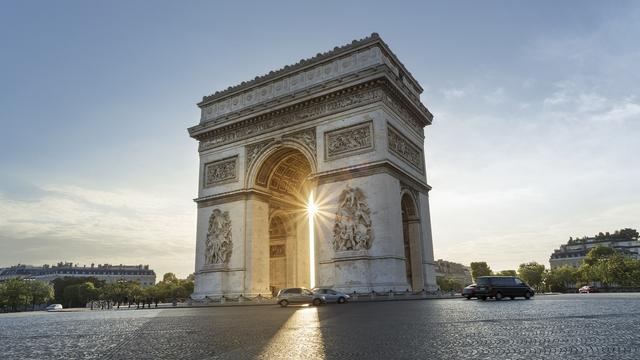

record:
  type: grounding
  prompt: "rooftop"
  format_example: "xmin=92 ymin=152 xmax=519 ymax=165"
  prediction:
xmin=198 ymin=33 xmax=423 ymax=106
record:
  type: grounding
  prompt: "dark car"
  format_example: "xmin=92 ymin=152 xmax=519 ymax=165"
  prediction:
xmin=462 ymin=284 xmax=477 ymax=299
xmin=475 ymin=276 xmax=534 ymax=301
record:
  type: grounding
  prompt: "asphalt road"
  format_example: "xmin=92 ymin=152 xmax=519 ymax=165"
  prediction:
xmin=1 ymin=293 xmax=639 ymax=359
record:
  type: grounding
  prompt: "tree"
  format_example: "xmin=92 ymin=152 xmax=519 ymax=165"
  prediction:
xmin=496 ymin=270 xmax=517 ymax=276
xmin=436 ymin=277 xmax=462 ymax=292
xmin=544 ymin=266 xmax=576 ymax=292
xmin=518 ymin=262 xmax=545 ymax=292
xmin=162 ymin=273 xmax=178 ymax=283
xmin=29 ymin=280 xmax=54 ymax=310
xmin=470 ymin=262 xmax=492 ymax=280
xmin=1 ymin=278 xmax=31 ymax=311
xmin=583 ymin=246 xmax=616 ymax=266
xmin=52 ymin=277 xmax=105 ymax=304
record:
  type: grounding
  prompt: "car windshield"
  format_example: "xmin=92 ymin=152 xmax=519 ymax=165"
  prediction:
xmin=476 ymin=278 xmax=490 ymax=285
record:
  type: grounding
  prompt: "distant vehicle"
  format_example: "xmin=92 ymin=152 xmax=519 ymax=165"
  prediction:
xmin=46 ymin=304 xmax=63 ymax=312
xmin=474 ymin=276 xmax=535 ymax=301
xmin=277 ymin=287 xmax=326 ymax=307
xmin=579 ymin=285 xmax=599 ymax=293
xmin=462 ymin=284 xmax=477 ymax=299
xmin=313 ymin=288 xmax=350 ymax=304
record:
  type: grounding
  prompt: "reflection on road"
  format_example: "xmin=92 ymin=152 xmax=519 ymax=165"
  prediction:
xmin=259 ymin=306 xmax=324 ymax=359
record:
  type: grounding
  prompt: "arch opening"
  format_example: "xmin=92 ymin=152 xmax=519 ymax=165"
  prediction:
xmin=257 ymin=147 xmax=316 ymax=295
xmin=401 ymin=192 xmax=422 ymax=291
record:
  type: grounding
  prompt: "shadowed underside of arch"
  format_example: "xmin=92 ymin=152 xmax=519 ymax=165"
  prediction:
xmin=255 ymin=148 xmax=313 ymax=200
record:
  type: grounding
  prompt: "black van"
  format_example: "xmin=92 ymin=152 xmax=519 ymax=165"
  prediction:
xmin=474 ymin=276 xmax=534 ymax=301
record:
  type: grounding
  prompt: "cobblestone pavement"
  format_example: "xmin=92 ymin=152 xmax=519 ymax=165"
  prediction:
xmin=1 ymin=293 xmax=639 ymax=359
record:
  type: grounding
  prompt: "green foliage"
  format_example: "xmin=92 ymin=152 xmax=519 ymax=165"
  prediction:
xmin=583 ymin=246 xmax=616 ymax=266
xmin=518 ymin=262 xmax=546 ymax=292
xmin=0 ymin=279 xmax=53 ymax=311
xmin=470 ymin=262 xmax=492 ymax=280
xmin=544 ymin=266 xmax=576 ymax=292
xmin=436 ymin=277 xmax=463 ymax=292
xmin=496 ymin=270 xmax=517 ymax=276
xmin=52 ymin=277 xmax=105 ymax=304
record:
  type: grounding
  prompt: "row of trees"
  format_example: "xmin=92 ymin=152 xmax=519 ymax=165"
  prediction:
xmin=469 ymin=246 xmax=640 ymax=293
xmin=0 ymin=279 xmax=54 ymax=312
xmin=0 ymin=273 xmax=194 ymax=312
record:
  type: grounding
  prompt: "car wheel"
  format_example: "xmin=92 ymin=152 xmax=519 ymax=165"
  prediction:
xmin=495 ymin=292 xmax=503 ymax=301
xmin=465 ymin=296 xmax=471 ymax=300
xmin=510 ymin=296 xmax=515 ymax=300
xmin=337 ymin=297 xmax=346 ymax=304
xmin=279 ymin=300 xmax=289 ymax=307
xmin=312 ymin=298 xmax=322 ymax=306
xmin=481 ymin=296 xmax=487 ymax=301
xmin=524 ymin=292 xmax=532 ymax=300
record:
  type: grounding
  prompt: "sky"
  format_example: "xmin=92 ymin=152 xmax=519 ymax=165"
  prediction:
xmin=1 ymin=1 xmax=639 ymax=278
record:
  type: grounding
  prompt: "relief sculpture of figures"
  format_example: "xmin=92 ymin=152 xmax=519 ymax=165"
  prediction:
xmin=205 ymin=209 xmax=232 ymax=264
xmin=333 ymin=185 xmax=373 ymax=251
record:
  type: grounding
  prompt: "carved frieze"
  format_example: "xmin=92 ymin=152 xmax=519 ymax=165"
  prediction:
xmin=387 ymin=125 xmax=423 ymax=172
xmin=205 ymin=209 xmax=232 ymax=265
xmin=269 ymin=244 xmax=286 ymax=258
xmin=245 ymin=139 xmax=274 ymax=176
xmin=198 ymin=85 xmax=384 ymax=152
xmin=203 ymin=156 xmax=238 ymax=188
xmin=333 ymin=186 xmax=373 ymax=251
xmin=287 ymin=127 xmax=316 ymax=154
xmin=325 ymin=121 xmax=374 ymax=160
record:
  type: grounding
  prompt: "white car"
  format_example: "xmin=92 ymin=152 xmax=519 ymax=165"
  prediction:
xmin=46 ymin=304 xmax=63 ymax=312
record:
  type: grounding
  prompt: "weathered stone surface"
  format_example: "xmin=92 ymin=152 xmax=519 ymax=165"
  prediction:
xmin=189 ymin=35 xmax=438 ymax=298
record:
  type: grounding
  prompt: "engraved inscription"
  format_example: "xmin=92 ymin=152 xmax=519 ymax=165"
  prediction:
xmin=204 ymin=156 xmax=238 ymax=187
xmin=325 ymin=121 xmax=374 ymax=160
xmin=387 ymin=125 xmax=423 ymax=171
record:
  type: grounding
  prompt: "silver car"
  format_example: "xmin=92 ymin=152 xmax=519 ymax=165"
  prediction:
xmin=277 ymin=287 xmax=326 ymax=307
xmin=313 ymin=288 xmax=350 ymax=304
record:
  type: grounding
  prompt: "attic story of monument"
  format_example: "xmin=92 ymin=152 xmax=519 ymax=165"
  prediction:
xmin=187 ymin=33 xmax=438 ymax=298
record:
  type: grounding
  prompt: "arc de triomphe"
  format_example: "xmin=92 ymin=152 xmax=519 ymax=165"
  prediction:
xmin=188 ymin=33 xmax=437 ymax=298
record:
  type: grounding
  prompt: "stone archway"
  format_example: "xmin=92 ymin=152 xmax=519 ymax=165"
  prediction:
xmin=255 ymin=146 xmax=315 ymax=293
xmin=401 ymin=191 xmax=424 ymax=291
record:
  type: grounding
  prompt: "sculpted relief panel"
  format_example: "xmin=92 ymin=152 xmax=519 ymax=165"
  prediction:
xmin=203 ymin=156 xmax=238 ymax=187
xmin=205 ymin=209 xmax=232 ymax=265
xmin=387 ymin=125 xmax=423 ymax=172
xmin=325 ymin=121 xmax=374 ymax=160
xmin=333 ymin=186 xmax=373 ymax=251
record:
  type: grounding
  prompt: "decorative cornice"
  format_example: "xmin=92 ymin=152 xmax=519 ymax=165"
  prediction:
xmin=191 ymin=79 xmax=429 ymax=152
xmin=198 ymin=33 xmax=422 ymax=107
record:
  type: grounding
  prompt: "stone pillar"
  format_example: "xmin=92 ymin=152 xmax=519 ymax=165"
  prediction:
xmin=244 ymin=198 xmax=270 ymax=296
xmin=418 ymin=192 xmax=437 ymax=291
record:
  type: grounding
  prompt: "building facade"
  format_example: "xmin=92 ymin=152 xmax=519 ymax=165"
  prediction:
xmin=0 ymin=262 xmax=156 ymax=287
xmin=188 ymin=34 xmax=438 ymax=298
xmin=549 ymin=229 xmax=640 ymax=269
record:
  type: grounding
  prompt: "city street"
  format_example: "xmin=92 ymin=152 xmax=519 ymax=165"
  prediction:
xmin=1 ymin=293 xmax=639 ymax=359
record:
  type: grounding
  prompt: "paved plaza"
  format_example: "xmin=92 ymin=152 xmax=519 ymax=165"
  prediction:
xmin=1 ymin=293 xmax=639 ymax=359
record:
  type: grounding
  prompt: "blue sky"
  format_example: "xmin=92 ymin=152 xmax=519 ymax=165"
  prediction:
xmin=1 ymin=1 xmax=639 ymax=278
